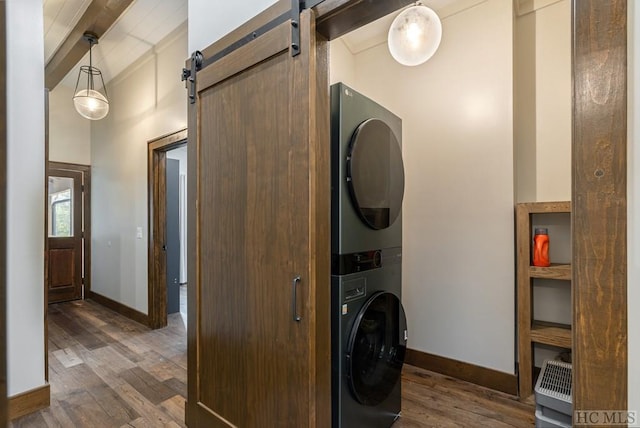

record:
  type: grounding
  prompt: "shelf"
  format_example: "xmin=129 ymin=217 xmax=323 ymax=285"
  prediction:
xmin=518 ymin=201 xmax=571 ymax=214
xmin=516 ymin=201 xmax=572 ymax=398
xmin=529 ymin=264 xmax=571 ymax=280
xmin=530 ymin=321 xmax=572 ymax=348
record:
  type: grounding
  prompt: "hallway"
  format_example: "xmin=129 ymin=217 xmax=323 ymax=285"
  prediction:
xmin=10 ymin=300 xmax=533 ymax=427
xmin=12 ymin=300 xmax=186 ymax=427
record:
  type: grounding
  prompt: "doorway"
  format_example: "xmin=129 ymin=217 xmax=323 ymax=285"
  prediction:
xmin=148 ymin=128 xmax=187 ymax=329
xmin=46 ymin=162 xmax=91 ymax=304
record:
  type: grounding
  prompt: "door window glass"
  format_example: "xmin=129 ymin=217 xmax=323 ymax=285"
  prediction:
xmin=48 ymin=177 xmax=74 ymax=237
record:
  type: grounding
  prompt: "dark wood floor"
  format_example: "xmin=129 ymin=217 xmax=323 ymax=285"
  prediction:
xmin=11 ymin=300 xmax=534 ymax=427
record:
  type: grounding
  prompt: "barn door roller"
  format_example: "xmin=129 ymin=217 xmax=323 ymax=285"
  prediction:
xmin=181 ymin=0 xmax=326 ymax=103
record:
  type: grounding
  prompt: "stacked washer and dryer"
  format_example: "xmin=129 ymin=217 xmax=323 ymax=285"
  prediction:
xmin=330 ymin=83 xmax=408 ymax=428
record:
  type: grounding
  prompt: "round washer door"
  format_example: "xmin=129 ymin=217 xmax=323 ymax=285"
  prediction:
xmin=346 ymin=291 xmax=407 ymax=406
xmin=347 ymin=118 xmax=405 ymax=230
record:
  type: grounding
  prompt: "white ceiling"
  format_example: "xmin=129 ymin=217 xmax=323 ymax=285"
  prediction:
xmin=44 ymin=0 xmax=188 ymax=89
xmin=45 ymin=0 xmax=483 ymax=90
xmin=340 ymin=0 xmax=486 ymax=54
xmin=44 ymin=0 xmax=92 ymax=63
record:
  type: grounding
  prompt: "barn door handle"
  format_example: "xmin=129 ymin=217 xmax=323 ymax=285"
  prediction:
xmin=292 ymin=275 xmax=301 ymax=322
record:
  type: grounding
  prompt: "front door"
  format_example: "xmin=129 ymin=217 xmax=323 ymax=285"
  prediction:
xmin=47 ymin=165 xmax=85 ymax=304
xmin=186 ymin=2 xmax=330 ymax=426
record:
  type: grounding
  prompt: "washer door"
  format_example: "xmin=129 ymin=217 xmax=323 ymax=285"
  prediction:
xmin=346 ymin=291 xmax=407 ymax=406
xmin=347 ymin=118 xmax=405 ymax=230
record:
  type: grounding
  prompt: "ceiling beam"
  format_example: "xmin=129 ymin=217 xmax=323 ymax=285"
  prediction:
xmin=314 ymin=0 xmax=413 ymax=40
xmin=45 ymin=0 xmax=135 ymax=90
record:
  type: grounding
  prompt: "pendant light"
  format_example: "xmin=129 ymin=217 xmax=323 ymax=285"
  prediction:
xmin=73 ymin=32 xmax=109 ymax=120
xmin=388 ymin=3 xmax=442 ymax=67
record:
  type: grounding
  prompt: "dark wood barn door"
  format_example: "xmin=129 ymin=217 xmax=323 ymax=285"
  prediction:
xmin=186 ymin=2 xmax=330 ymax=426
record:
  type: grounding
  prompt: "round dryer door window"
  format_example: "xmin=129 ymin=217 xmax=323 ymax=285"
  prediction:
xmin=346 ymin=291 xmax=407 ymax=406
xmin=347 ymin=118 xmax=405 ymax=230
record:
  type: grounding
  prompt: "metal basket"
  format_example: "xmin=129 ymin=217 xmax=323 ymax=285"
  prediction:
xmin=535 ymin=359 xmax=572 ymax=417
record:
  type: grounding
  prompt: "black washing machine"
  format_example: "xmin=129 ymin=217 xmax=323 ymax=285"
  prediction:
xmin=331 ymin=83 xmax=407 ymax=427
xmin=332 ymin=248 xmax=407 ymax=428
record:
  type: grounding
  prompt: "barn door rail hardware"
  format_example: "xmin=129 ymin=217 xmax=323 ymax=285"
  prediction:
xmin=181 ymin=0 xmax=327 ymax=102
xmin=181 ymin=51 xmax=202 ymax=104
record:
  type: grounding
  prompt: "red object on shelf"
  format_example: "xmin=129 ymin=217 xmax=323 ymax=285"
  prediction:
xmin=533 ymin=228 xmax=550 ymax=267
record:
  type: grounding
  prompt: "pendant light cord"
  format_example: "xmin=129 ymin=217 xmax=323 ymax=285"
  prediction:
xmin=87 ymin=39 xmax=94 ymax=91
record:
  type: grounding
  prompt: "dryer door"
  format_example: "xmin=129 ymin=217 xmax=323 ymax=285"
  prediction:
xmin=346 ymin=291 xmax=407 ymax=406
xmin=347 ymin=118 xmax=405 ymax=230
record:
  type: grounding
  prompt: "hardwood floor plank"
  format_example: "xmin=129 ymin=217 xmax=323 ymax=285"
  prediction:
xmin=48 ymin=310 xmax=107 ymax=350
xmin=112 ymin=383 xmax=176 ymax=426
xmin=143 ymin=356 xmax=186 ymax=382
xmin=52 ymin=348 xmax=83 ymax=369
xmin=11 ymin=300 xmax=533 ymax=427
xmin=159 ymin=395 xmax=187 ymax=428
xmin=9 ymin=411 xmax=48 ymax=428
xmin=86 ymin=383 xmax=139 ymax=424
xmin=59 ymin=390 xmax=115 ymax=427
xmin=120 ymin=367 xmax=177 ymax=405
xmin=162 ymin=377 xmax=187 ymax=398
xmin=39 ymin=398 xmax=76 ymax=427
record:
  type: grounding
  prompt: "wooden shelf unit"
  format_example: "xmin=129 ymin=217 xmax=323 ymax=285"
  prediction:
xmin=516 ymin=201 xmax=571 ymax=398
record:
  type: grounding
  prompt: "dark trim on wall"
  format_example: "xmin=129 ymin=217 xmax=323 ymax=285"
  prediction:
xmin=44 ymin=90 xmax=50 ymax=384
xmin=572 ymin=0 xmax=627 ymax=413
xmin=86 ymin=291 xmax=149 ymax=327
xmin=147 ymin=128 xmax=187 ymax=329
xmin=8 ymin=384 xmax=50 ymax=420
xmin=0 ymin=1 xmax=8 ymax=424
xmin=314 ymin=0 xmax=413 ymax=40
xmin=405 ymin=348 xmax=518 ymax=396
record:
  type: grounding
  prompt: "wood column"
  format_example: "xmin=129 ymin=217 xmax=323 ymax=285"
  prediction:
xmin=572 ymin=0 xmax=627 ymax=414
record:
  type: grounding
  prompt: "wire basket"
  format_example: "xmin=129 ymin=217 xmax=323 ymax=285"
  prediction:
xmin=535 ymin=359 xmax=572 ymax=417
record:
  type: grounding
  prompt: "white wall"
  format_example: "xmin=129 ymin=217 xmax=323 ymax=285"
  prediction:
xmin=48 ymin=85 xmax=91 ymax=165
xmin=513 ymin=0 xmax=572 ymax=366
xmin=332 ymin=0 xmax=515 ymax=373
xmin=6 ymin=0 xmax=46 ymax=396
xmin=91 ymin=24 xmax=188 ymax=313
xmin=188 ymin=0 xmax=277 ymax=53
xmin=514 ymin=0 xmax=571 ymax=202
xmin=329 ymin=39 xmax=356 ymax=87
xmin=628 ymin=0 xmax=640 ymax=414
xmin=533 ymin=1 xmax=571 ymax=201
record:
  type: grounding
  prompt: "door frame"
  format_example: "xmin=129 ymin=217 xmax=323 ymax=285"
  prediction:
xmin=147 ymin=128 xmax=187 ymax=329
xmin=0 ymin=0 xmax=7 ymax=423
xmin=46 ymin=161 xmax=92 ymax=302
xmin=313 ymin=0 xmax=629 ymax=412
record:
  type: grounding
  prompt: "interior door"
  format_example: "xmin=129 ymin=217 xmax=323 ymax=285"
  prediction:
xmin=186 ymin=2 xmax=330 ymax=427
xmin=47 ymin=168 xmax=83 ymax=303
xmin=166 ymin=158 xmax=180 ymax=314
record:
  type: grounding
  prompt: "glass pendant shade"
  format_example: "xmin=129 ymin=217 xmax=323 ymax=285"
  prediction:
xmin=388 ymin=5 xmax=442 ymax=67
xmin=73 ymin=33 xmax=109 ymax=120
xmin=73 ymin=86 xmax=109 ymax=120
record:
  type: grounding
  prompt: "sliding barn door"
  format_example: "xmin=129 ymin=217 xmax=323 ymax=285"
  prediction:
xmin=186 ymin=2 xmax=330 ymax=427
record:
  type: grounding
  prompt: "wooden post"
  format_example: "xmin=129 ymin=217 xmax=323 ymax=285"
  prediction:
xmin=572 ymin=0 xmax=628 ymax=415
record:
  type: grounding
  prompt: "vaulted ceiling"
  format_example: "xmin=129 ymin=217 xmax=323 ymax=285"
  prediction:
xmin=44 ymin=0 xmax=514 ymax=90
xmin=44 ymin=0 xmax=187 ymax=90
